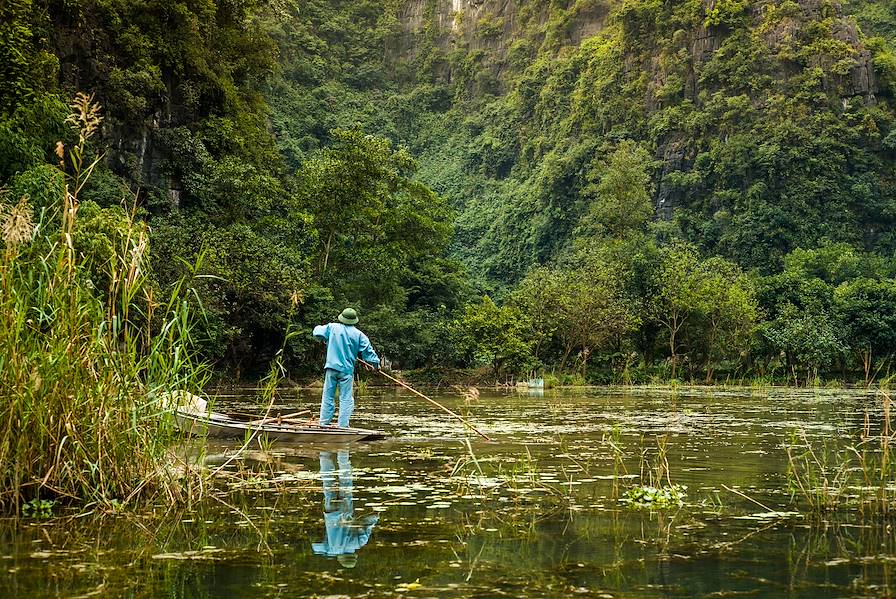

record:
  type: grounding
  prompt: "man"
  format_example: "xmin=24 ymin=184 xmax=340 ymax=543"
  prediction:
xmin=312 ymin=308 xmax=380 ymax=428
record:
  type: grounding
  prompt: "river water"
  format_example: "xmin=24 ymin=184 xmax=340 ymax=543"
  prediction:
xmin=3 ymin=387 xmax=895 ymax=597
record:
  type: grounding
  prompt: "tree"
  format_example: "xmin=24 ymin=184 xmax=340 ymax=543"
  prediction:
xmin=149 ymin=213 xmax=316 ymax=374
xmin=294 ymin=128 xmax=453 ymax=307
xmin=0 ymin=0 xmax=58 ymax=115
xmin=579 ymin=140 xmax=654 ymax=239
xmin=783 ymin=244 xmax=892 ymax=285
xmin=760 ymin=303 xmax=846 ymax=383
xmin=555 ymin=263 xmax=638 ymax=375
xmin=510 ymin=266 xmax=566 ymax=363
xmin=689 ymin=257 xmax=757 ymax=382
xmin=651 ymin=242 xmax=703 ymax=378
xmin=454 ymin=296 xmax=534 ymax=379
xmin=834 ymin=278 xmax=896 ymax=382
xmin=651 ymin=242 xmax=757 ymax=380
xmin=511 ymin=260 xmax=638 ymax=376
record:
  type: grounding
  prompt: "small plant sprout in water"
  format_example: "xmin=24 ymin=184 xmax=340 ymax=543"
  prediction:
xmin=461 ymin=387 xmax=480 ymax=403
xmin=602 ymin=425 xmax=629 ymax=499
xmin=703 ymin=489 xmax=724 ymax=514
xmin=618 ymin=433 xmax=687 ymax=510
xmin=459 ymin=386 xmax=479 ymax=419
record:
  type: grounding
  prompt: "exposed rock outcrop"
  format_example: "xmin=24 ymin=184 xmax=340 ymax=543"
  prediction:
xmin=391 ymin=0 xmax=609 ymax=82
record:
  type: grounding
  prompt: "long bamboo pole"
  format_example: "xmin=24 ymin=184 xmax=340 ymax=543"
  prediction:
xmin=359 ymin=359 xmax=492 ymax=441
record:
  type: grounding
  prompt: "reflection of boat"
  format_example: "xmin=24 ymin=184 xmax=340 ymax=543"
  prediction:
xmin=175 ymin=410 xmax=388 ymax=443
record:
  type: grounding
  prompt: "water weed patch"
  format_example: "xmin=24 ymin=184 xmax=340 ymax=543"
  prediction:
xmin=622 ymin=484 xmax=687 ymax=509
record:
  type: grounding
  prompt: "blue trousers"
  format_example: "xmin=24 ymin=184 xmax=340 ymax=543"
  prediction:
xmin=320 ymin=368 xmax=354 ymax=427
xmin=320 ymin=450 xmax=353 ymax=513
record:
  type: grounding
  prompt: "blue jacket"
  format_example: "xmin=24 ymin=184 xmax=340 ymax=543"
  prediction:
xmin=311 ymin=512 xmax=379 ymax=557
xmin=312 ymin=323 xmax=380 ymax=374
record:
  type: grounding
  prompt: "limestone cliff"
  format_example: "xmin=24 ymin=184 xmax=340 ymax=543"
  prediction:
xmin=391 ymin=0 xmax=877 ymax=101
xmin=54 ymin=0 xmax=886 ymax=224
xmin=387 ymin=0 xmax=882 ymax=220
xmin=390 ymin=0 xmax=610 ymax=83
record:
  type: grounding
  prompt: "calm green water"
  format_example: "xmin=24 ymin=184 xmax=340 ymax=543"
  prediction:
xmin=3 ymin=387 xmax=895 ymax=598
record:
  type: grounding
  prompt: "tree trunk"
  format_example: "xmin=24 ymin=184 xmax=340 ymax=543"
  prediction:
xmin=669 ymin=327 xmax=677 ymax=380
xmin=580 ymin=346 xmax=590 ymax=379
xmin=704 ymin=323 xmax=717 ymax=384
xmin=862 ymin=348 xmax=872 ymax=385
xmin=560 ymin=342 xmax=574 ymax=372
xmin=321 ymin=230 xmax=335 ymax=273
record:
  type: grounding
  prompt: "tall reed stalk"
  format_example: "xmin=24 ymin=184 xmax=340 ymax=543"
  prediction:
xmin=0 ymin=93 xmax=206 ymax=514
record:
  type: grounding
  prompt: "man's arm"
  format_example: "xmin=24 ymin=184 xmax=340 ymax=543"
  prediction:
xmin=312 ymin=324 xmax=330 ymax=342
xmin=358 ymin=333 xmax=380 ymax=367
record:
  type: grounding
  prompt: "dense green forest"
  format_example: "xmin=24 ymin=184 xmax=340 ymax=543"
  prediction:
xmin=3 ymin=0 xmax=896 ymax=384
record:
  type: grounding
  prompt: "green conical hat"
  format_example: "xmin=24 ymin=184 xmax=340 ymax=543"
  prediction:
xmin=338 ymin=307 xmax=359 ymax=325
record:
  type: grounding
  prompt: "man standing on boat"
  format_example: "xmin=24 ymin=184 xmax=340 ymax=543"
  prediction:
xmin=312 ymin=308 xmax=380 ymax=428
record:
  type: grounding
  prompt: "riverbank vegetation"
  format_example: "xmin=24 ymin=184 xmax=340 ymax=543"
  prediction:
xmin=0 ymin=93 xmax=205 ymax=513
xmin=4 ymin=1 xmax=896 ymax=385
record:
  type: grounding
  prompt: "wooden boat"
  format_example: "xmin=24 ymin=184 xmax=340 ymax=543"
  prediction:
xmin=162 ymin=389 xmax=387 ymax=443
xmin=174 ymin=409 xmax=389 ymax=443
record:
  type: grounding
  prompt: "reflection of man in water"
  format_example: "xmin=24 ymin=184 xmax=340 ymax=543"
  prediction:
xmin=312 ymin=450 xmax=378 ymax=568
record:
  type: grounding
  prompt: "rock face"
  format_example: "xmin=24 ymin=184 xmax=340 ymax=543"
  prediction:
xmin=655 ymin=143 xmax=687 ymax=222
xmin=832 ymin=20 xmax=877 ymax=100
xmin=389 ymin=0 xmax=523 ymax=81
xmin=107 ymin=117 xmax=165 ymax=193
xmin=754 ymin=0 xmax=877 ymax=100
xmin=50 ymin=10 xmax=189 ymax=201
xmin=391 ymin=0 xmax=609 ymax=82
xmin=389 ymin=0 xmax=882 ymax=219
xmin=692 ymin=24 xmax=723 ymax=66
xmin=394 ymin=0 xmax=879 ymax=94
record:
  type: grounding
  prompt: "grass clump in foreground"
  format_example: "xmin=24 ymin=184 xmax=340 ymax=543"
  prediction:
xmin=0 ymin=93 xmax=205 ymax=515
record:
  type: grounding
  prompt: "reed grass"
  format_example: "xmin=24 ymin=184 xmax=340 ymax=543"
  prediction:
xmin=785 ymin=380 xmax=896 ymax=513
xmin=0 ymin=93 xmax=207 ymax=514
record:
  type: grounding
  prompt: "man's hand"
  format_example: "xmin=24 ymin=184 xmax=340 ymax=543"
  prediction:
xmin=361 ymin=360 xmax=377 ymax=372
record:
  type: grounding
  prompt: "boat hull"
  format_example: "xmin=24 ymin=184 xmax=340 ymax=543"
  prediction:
xmin=175 ymin=411 xmax=387 ymax=443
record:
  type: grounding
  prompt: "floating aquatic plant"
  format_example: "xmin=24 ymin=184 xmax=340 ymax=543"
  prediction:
xmin=622 ymin=484 xmax=687 ymax=509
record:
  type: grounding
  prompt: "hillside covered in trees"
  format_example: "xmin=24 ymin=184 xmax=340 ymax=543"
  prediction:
xmin=4 ymin=0 xmax=896 ymax=384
